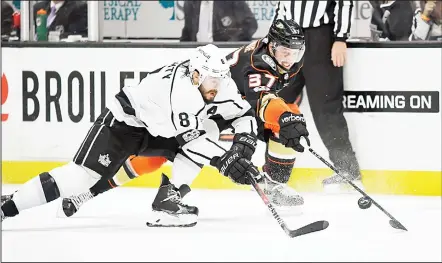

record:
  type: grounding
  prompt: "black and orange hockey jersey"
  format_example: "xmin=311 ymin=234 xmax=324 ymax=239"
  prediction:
xmin=226 ymin=39 xmax=303 ymax=134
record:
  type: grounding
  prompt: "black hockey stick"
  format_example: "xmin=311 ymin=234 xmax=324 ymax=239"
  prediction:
xmin=308 ymin=148 xmax=407 ymax=231
xmin=246 ymin=171 xmax=329 ymax=238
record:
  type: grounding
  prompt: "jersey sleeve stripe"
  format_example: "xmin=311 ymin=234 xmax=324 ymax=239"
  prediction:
xmin=179 ymin=150 xmax=204 ymax=168
xmin=211 ymin=100 xmax=243 ymax=110
xmin=195 ymin=117 xmax=199 ymax=129
xmin=170 ymin=60 xmax=190 ymax=130
xmin=115 ymin=91 xmax=136 ymax=117
xmin=205 ymin=138 xmax=227 ymax=152
xmin=186 ymin=149 xmax=212 ymax=161
xmin=196 ymin=105 xmax=206 ymax=116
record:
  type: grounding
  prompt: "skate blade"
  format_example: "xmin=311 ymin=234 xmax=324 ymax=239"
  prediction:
xmin=271 ymin=196 xmax=304 ymax=207
xmin=272 ymin=198 xmax=304 ymax=215
xmin=146 ymin=210 xmax=197 ymax=228
xmin=146 ymin=222 xmax=197 ymax=228
xmin=323 ymin=180 xmax=365 ymax=194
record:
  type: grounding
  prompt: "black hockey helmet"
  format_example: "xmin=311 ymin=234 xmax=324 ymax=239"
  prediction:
xmin=267 ymin=19 xmax=305 ymax=49
xmin=266 ymin=19 xmax=305 ymax=69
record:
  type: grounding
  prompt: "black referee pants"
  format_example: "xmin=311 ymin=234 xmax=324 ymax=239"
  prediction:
xmin=280 ymin=24 xmax=361 ymax=179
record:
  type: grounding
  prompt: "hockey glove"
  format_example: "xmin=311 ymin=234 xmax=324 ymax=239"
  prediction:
xmin=231 ymin=133 xmax=258 ymax=160
xmin=278 ymin=111 xmax=310 ymax=152
xmin=210 ymin=151 xmax=261 ymax=185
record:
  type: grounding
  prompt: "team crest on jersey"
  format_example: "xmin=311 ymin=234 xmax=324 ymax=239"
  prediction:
xmin=289 ymin=25 xmax=300 ymax=34
xmin=262 ymin=55 xmax=276 ymax=70
xmin=275 ymin=21 xmax=284 ymax=29
xmin=98 ymin=154 xmax=112 ymax=167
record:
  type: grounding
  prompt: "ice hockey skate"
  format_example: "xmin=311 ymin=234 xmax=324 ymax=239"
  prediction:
xmin=1 ymin=193 xmax=13 ymax=205
xmin=258 ymin=172 xmax=304 ymax=207
xmin=146 ymin=174 xmax=198 ymax=227
xmin=1 ymin=193 xmax=13 ymax=221
xmin=60 ymin=191 xmax=95 ymax=217
xmin=322 ymin=172 xmax=364 ymax=193
xmin=321 ymin=151 xmax=364 ymax=193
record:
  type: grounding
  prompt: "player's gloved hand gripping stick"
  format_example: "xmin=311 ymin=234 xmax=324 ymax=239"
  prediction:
xmin=211 ymin=144 xmax=329 ymax=238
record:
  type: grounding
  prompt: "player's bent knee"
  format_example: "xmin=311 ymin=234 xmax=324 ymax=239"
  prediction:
xmin=125 ymin=156 xmax=167 ymax=177
xmin=39 ymin=172 xmax=61 ymax=202
xmin=267 ymin=136 xmax=297 ymax=159
xmin=264 ymin=136 xmax=297 ymax=183
xmin=135 ymin=156 xmax=167 ymax=175
xmin=50 ymin=161 xmax=101 ymax=198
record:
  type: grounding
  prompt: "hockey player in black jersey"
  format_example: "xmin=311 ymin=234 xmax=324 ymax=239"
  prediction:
xmin=224 ymin=18 xmax=309 ymax=207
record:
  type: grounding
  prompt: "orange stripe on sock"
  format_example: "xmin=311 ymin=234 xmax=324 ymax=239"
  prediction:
xmin=108 ymin=179 xmax=116 ymax=188
xmin=267 ymin=157 xmax=296 ymax=165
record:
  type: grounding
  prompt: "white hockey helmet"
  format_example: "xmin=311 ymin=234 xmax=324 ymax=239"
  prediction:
xmin=189 ymin=44 xmax=230 ymax=88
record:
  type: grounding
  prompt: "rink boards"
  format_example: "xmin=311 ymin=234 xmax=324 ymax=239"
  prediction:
xmin=1 ymin=46 xmax=441 ymax=195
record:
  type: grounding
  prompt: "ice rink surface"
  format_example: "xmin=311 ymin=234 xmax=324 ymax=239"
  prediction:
xmin=2 ymin=184 xmax=441 ymax=262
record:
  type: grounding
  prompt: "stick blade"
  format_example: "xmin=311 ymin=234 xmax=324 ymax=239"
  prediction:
xmin=146 ymin=222 xmax=197 ymax=228
xmin=289 ymin=220 xmax=329 ymax=238
xmin=389 ymin=220 xmax=407 ymax=231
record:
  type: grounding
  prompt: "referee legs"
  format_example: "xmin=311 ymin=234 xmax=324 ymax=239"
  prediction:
xmin=301 ymin=24 xmax=361 ymax=184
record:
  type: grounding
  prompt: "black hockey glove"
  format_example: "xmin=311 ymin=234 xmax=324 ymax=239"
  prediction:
xmin=210 ymin=151 xmax=261 ymax=185
xmin=278 ymin=111 xmax=310 ymax=152
xmin=231 ymin=133 xmax=257 ymax=160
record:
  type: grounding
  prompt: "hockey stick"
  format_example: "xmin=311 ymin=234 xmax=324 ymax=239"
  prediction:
xmin=308 ymin=147 xmax=407 ymax=231
xmin=212 ymin=145 xmax=328 ymax=237
xmin=246 ymin=171 xmax=329 ymax=238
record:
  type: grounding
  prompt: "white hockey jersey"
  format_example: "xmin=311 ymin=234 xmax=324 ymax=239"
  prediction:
xmin=108 ymin=60 xmax=257 ymax=165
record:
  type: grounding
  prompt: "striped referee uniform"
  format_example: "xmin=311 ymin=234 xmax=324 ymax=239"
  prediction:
xmin=274 ymin=0 xmax=362 ymax=183
xmin=274 ymin=0 xmax=353 ymax=41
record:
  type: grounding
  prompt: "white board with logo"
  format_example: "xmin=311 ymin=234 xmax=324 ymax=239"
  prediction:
xmin=1 ymin=46 xmax=440 ymax=172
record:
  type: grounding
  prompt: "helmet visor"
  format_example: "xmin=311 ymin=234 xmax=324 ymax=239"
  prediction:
xmin=273 ymin=45 xmax=304 ymax=68
xmin=201 ymin=75 xmax=223 ymax=93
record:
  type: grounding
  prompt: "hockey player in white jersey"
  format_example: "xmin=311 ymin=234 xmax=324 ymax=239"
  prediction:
xmin=1 ymin=44 xmax=267 ymax=227
xmin=61 ymin=21 xmax=312 ymax=218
